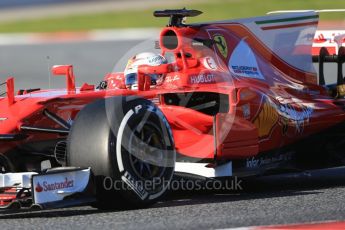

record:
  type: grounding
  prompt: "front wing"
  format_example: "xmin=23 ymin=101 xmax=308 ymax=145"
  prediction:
xmin=0 ymin=167 xmax=95 ymax=210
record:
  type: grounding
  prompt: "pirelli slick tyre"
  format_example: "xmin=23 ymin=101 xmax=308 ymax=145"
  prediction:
xmin=0 ymin=154 xmax=15 ymax=173
xmin=67 ymin=96 xmax=175 ymax=209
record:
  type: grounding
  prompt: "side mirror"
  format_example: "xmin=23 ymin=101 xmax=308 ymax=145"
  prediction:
xmin=137 ymin=64 xmax=172 ymax=91
xmin=51 ymin=65 xmax=76 ymax=93
xmin=138 ymin=63 xmax=170 ymax=75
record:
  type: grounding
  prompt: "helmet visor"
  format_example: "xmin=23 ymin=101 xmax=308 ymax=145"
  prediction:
xmin=125 ymin=73 xmax=137 ymax=86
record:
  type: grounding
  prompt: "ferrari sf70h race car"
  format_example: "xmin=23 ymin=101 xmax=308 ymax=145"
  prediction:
xmin=0 ymin=9 xmax=345 ymax=210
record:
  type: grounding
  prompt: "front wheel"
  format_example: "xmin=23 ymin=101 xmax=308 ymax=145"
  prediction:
xmin=67 ymin=96 xmax=175 ymax=209
xmin=0 ymin=154 xmax=15 ymax=173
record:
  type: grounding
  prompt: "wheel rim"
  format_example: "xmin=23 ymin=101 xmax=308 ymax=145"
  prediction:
xmin=128 ymin=121 xmax=168 ymax=181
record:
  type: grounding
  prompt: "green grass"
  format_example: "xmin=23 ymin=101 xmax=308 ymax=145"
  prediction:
xmin=0 ymin=0 xmax=344 ymax=33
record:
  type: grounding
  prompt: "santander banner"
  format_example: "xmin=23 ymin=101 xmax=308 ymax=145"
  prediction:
xmin=35 ymin=177 xmax=74 ymax=193
xmin=32 ymin=168 xmax=91 ymax=204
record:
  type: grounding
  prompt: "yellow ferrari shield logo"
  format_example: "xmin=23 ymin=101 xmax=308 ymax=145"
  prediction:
xmin=213 ymin=35 xmax=228 ymax=58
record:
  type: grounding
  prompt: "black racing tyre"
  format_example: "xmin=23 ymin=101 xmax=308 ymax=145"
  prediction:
xmin=67 ymin=96 xmax=175 ymax=209
xmin=0 ymin=154 xmax=15 ymax=173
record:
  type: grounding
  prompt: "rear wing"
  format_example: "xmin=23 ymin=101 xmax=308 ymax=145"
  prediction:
xmin=268 ymin=9 xmax=345 ymax=55
xmin=268 ymin=9 xmax=345 ymax=86
xmin=312 ymin=10 xmax=345 ymax=85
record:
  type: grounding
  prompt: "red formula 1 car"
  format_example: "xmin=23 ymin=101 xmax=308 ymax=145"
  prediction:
xmin=0 ymin=9 xmax=345 ymax=210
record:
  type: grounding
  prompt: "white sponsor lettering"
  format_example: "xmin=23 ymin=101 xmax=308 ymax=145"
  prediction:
xmin=272 ymin=97 xmax=313 ymax=134
xmin=190 ymin=74 xmax=215 ymax=84
xmin=202 ymin=57 xmax=217 ymax=70
xmin=246 ymin=152 xmax=293 ymax=169
xmin=147 ymin=55 xmax=165 ymax=66
xmin=246 ymin=157 xmax=259 ymax=168
xmin=122 ymin=171 xmax=148 ymax=200
xmin=165 ymin=75 xmax=180 ymax=83
xmin=36 ymin=177 xmax=74 ymax=193
xmin=278 ymin=104 xmax=313 ymax=122
xmin=134 ymin=105 xmax=142 ymax=114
